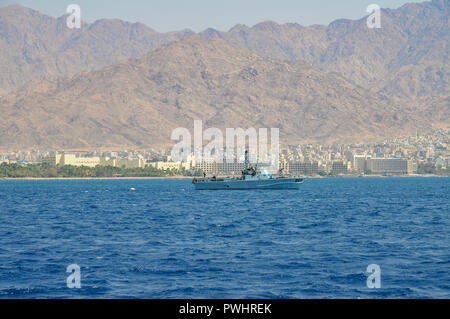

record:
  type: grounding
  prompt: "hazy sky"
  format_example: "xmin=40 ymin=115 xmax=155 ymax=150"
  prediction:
xmin=0 ymin=0 xmax=428 ymax=32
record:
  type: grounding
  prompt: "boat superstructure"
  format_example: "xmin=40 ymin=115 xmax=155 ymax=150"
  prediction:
xmin=192 ymin=151 xmax=303 ymax=190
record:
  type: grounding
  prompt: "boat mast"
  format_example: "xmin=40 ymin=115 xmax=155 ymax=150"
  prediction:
xmin=245 ymin=150 xmax=249 ymax=170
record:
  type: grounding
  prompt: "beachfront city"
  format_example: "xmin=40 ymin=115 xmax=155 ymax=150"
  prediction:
xmin=1 ymin=129 xmax=448 ymax=177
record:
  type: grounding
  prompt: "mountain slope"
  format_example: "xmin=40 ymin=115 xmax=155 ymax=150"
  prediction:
xmin=1 ymin=0 xmax=448 ymax=102
xmin=198 ymin=0 xmax=449 ymax=99
xmin=0 ymin=37 xmax=428 ymax=150
xmin=0 ymin=4 xmax=193 ymax=96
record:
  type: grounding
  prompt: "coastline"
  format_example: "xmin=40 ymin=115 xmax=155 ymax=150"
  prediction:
xmin=0 ymin=176 xmax=192 ymax=181
xmin=307 ymin=174 xmax=448 ymax=178
xmin=0 ymin=175 xmax=447 ymax=180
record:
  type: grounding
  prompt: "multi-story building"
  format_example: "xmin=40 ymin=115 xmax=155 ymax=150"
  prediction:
xmin=191 ymin=160 xmax=246 ymax=176
xmin=43 ymin=153 xmax=103 ymax=167
xmin=216 ymin=161 xmax=246 ymax=176
xmin=326 ymin=161 xmax=348 ymax=174
xmin=287 ymin=161 xmax=319 ymax=176
xmin=194 ymin=160 xmax=217 ymax=175
xmin=147 ymin=161 xmax=190 ymax=171
xmin=112 ymin=158 xmax=146 ymax=169
xmin=366 ymin=158 xmax=408 ymax=174
xmin=43 ymin=153 xmax=145 ymax=168
xmin=407 ymin=161 xmax=418 ymax=174
xmin=353 ymin=155 xmax=371 ymax=173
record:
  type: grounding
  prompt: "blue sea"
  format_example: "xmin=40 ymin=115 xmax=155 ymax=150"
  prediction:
xmin=0 ymin=177 xmax=449 ymax=299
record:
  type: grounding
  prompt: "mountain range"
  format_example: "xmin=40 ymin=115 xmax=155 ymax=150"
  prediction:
xmin=0 ymin=1 xmax=448 ymax=150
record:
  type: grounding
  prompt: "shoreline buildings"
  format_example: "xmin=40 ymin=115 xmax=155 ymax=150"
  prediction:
xmin=1 ymin=129 xmax=448 ymax=176
xmin=353 ymin=155 xmax=413 ymax=175
xmin=42 ymin=152 xmax=146 ymax=169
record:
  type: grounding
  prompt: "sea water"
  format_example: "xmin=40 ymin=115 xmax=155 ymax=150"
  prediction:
xmin=0 ymin=177 xmax=448 ymax=298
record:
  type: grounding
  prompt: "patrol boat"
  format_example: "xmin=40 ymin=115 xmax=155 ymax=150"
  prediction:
xmin=192 ymin=151 xmax=303 ymax=190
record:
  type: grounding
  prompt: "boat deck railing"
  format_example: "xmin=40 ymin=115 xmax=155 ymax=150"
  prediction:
xmin=193 ymin=177 xmax=227 ymax=183
xmin=193 ymin=176 xmax=303 ymax=183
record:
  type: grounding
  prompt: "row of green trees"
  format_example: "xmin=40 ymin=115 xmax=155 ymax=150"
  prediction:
xmin=0 ymin=163 xmax=200 ymax=178
xmin=417 ymin=163 xmax=450 ymax=175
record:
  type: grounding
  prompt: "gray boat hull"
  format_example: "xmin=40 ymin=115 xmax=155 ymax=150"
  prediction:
xmin=193 ymin=178 xmax=303 ymax=190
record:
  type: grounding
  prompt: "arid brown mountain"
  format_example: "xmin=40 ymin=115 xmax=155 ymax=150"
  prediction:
xmin=198 ymin=0 xmax=449 ymax=99
xmin=1 ymin=1 xmax=448 ymax=99
xmin=0 ymin=1 xmax=447 ymax=149
xmin=0 ymin=4 xmax=194 ymax=96
xmin=0 ymin=37 xmax=429 ymax=150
